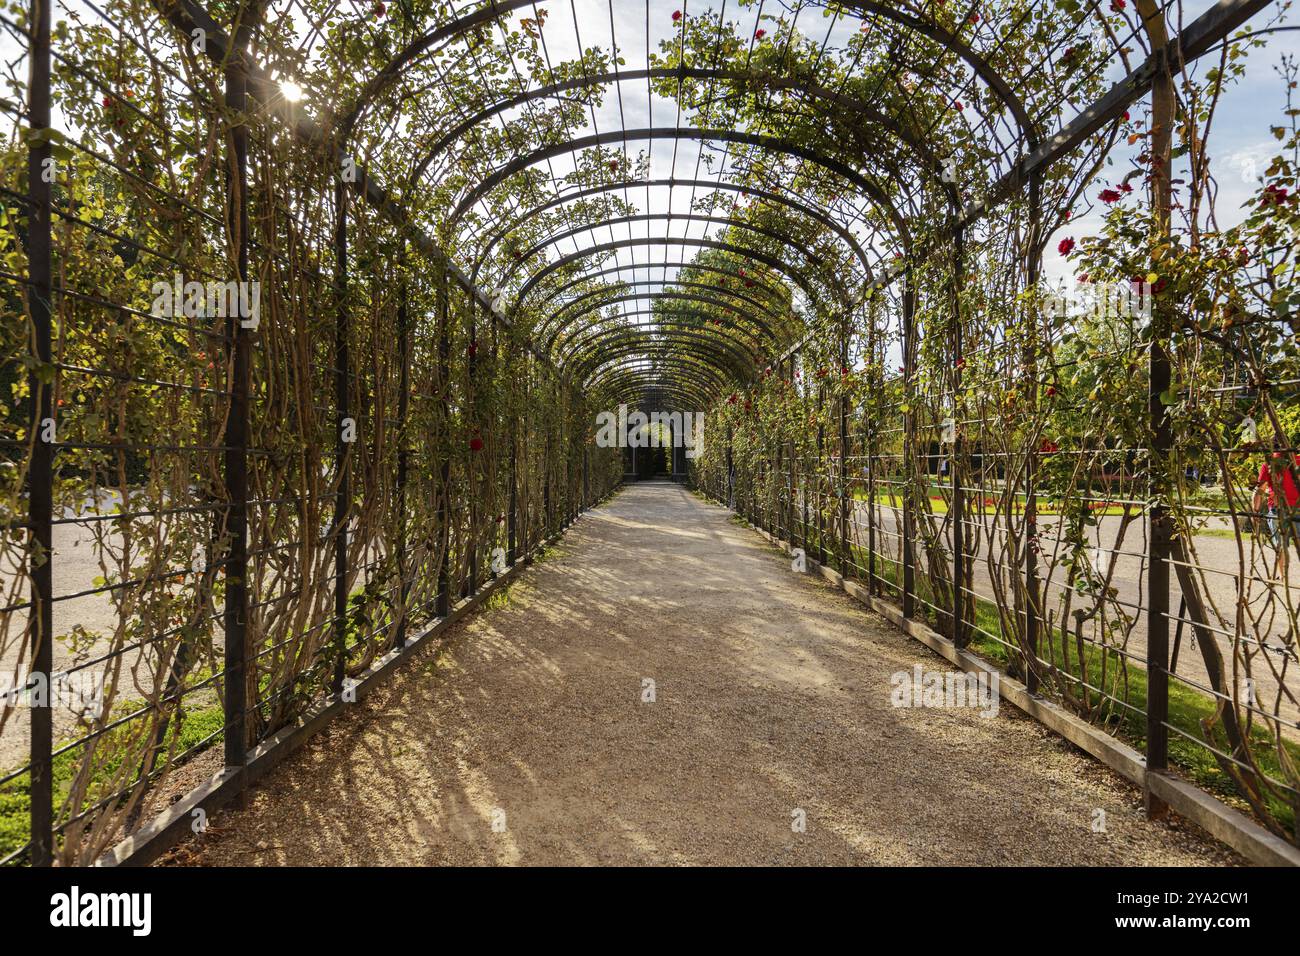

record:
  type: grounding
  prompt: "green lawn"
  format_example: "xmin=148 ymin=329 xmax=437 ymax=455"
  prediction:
xmin=850 ymin=488 xmax=1136 ymax=517
xmin=0 ymin=701 xmax=224 ymax=863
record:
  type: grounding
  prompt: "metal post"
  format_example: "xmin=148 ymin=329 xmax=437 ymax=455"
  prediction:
xmin=544 ymin=389 xmax=553 ymax=534
xmin=774 ymin=403 xmax=784 ymax=539
xmin=787 ymin=357 xmax=796 ymax=543
xmin=801 ymin=355 xmax=810 ymax=551
xmin=467 ymin=300 xmax=478 ymax=596
xmin=902 ymin=268 xmax=917 ymax=619
xmin=25 ymin=0 xmax=53 ymax=866
xmin=951 ymin=224 xmax=967 ymax=645
xmin=331 ymin=178 xmax=349 ymax=694
xmin=866 ymin=307 xmax=878 ymax=594
xmin=223 ymin=21 xmax=252 ymax=761
xmin=726 ymin=424 xmax=734 ymax=510
xmin=562 ymin=396 xmax=572 ymax=527
xmin=436 ymin=268 xmax=450 ymax=617
xmin=1140 ymin=0 xmax=1176 ymax=814
xmin=816 ymin=381 xmax=826 ymax=566
xmin=839 ymin=318 xmax=850 ymax=574
xmin=508 ymin=413 xmax=518 ymax=565
xmin=394 ymin=251 xmax=409 ymax=649
xmin=1025 ymin=171 xmax=1043 ymax=695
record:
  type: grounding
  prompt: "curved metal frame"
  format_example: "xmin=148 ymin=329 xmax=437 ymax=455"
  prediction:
xmin=340 ymin=0 xmax=1037 ymax=150
xmin=325 ymin=0 xmax=1043 ymax=403
xmin=449 ymin=127 xmax=913 ymax=247
xmin=549 ymin=296 xmax=778 ymax=355
xmin=559 ymin=314 xmax=766 ymax=374
xmin=539 ymin=261 xmax=786 ymax=310
xmin=473 ymin=179 xmax=875 ymax=283
xmin=514 ymin=236 xmax=824 ymax=321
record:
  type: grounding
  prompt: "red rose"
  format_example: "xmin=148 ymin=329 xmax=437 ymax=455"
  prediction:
xmin=1057 ymin=237 xmax=1075 ymax=256
xmin=374 ymin=1 xmax=385 ymax=16
xmin=1110 ymin=0 xmax=1125 ymax=10
xmin=1099 ymin=188 xmax=1122 ymax=204
xmin=754 ymin=29 xmax=765 ymax=39
xmin=672 ymin=9 xmax=681 ymax=21
xmin=1263 ymin=183 xmax=1290 ymax=206
xmin=469 ymin=436 xmax=484 ymax=452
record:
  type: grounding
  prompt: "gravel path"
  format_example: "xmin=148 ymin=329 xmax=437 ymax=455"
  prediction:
xmin=169 ymin=482 xmax=1241 ymax=866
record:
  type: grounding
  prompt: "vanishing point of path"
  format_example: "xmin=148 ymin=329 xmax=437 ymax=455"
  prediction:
xmin=170 ymin=483 xmax=1240 ymax=866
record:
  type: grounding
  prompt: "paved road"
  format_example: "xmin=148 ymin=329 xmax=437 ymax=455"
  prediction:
xmin=780 ymin=494 xmax=1300 ymax=733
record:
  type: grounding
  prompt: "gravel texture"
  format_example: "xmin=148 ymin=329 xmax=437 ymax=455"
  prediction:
xmin=166 ymin=482 xmax=1242 ymax=866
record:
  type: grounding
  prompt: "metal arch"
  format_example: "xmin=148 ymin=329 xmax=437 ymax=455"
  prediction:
xmin=606 ymin=387 xmax=711 ymax=413
xmin=548 ymin=298 xmax=777 ymax=356
xmin=563 ymin=308 xmax=764 ymax=352
xmin=544 ymin=292 xmax=779 ymax=356
xmin=514 ymin=237 xmax=825 ymax=321
xmin=589 ymin=347 xmax=741 ymax=386
xmin=338 ymin=0 xmax=1037 ymax=153
xmin=572 ymin=329 xmax=758 ymax=384
xmin=414 ymin=67 xmax=944 ymax=189
xmin=592 ymin=360 xmax=729 ymax=401
xmin=505 ymin=213 xmax=841 ymax=318
xmin=473 ymin=178 xmax=876 ymax=282
xmin=607 ymin=381 xmax=713 ymax=411
xmin=609 ymin=390 xmax=708 ymax=413
xmin=539 ymin=261 xmax=786 ymax=311
xmin=559 ymin=325 xmax=759 ymax=385
xmin=337 ymin=0 xmax=543 ymax=144
xmin=449 ymin=128 xmax=913 ymax=248
xmin=846 ymin=0 xmax=1039 ymax=145
xmin=544 ymin=280 xmax=783 ymax=339
xmin=607 ymin=385 xmax=715 ymax=415
xmin=590 ymin=357 xmax=733 ymax=399
xmin=607 ymin=369 xmax=718 ymax=399
xmin=584 ymin=339 xmax=757 ymax=383
xmin=559 ymin=314 xmax=765 ymax=374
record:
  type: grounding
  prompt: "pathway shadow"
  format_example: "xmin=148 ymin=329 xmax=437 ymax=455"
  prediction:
xmin=186 ymin=484 xmax=1241 ymax=867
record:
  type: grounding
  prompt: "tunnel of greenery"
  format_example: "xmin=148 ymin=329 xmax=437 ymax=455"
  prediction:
xmin=0 ymin=0 xmax=1298 ymax=864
